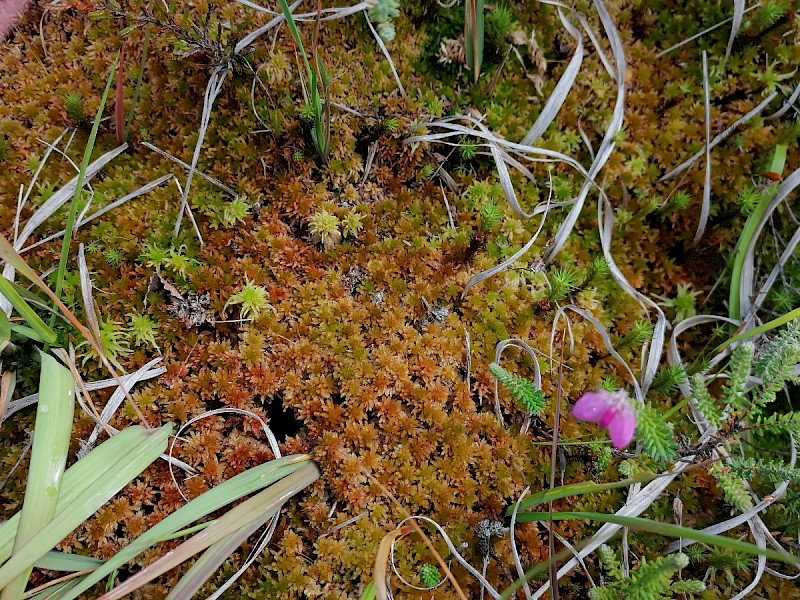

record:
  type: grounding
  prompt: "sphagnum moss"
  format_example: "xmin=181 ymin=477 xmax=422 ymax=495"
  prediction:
xmin=1 ymin=0 xmax=800 ymax=597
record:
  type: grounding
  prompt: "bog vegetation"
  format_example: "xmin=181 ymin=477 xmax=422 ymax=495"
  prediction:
xmin=0 ymin=0 xmax=799 ymax=598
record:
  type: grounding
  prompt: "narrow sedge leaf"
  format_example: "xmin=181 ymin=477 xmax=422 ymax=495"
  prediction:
xmin=0 ymin=426 xmax=152 ymax=563
xmin=0 ymin=311 xmax=9 ymax=349
xmin=715 ymin=307 xmax=800 ymax=354
xmin=504 ymin=472 xmax=662 ymax=515
xmin=512 ymin=512 xmax=799 ymax=565
xmin=10 ymin=324 xmax=46 ymax=343
xmin=0 ymin=424 xmax=172 ymax=590
xmin=729 ymin=190 xmax=773 ymax=319
xmin=1 ymin=354 xmax=74 ymax=600
xmin=51 ymin=53 xmax=120 ymax=325
xmin=60 ymin=455 xmax=314 ymax=599
xmin=0 ymin=277 xmax=57 ymax=344
xmin=278 ymin=0 xmax=312 ymax=77
xmin=164 ymin=520 xmax=263 ymax=600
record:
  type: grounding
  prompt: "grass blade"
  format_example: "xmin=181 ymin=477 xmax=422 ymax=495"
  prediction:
xmin=1 ymin=354 xmax=74 ymax=600
xmin=0 ymin=424 xmax=172 ymax=590
xmin=464 ymin=0 xmax=484 ymax=83
xmin=100 ymin=462 xmax=320 ymax=599
xmin=505 ymin=472 xmax=664 ymax=516
xmin=34 ymin=552 xmax=101 ymax=573
xmin=0 ymin=278 xmax=57 ymax=345
xmin=512 ymin=511 xmax=798 ymax=565
xmin=0 ymin=426 xmax=153 ymax=562
xmin=59 ymin=455 xmax=314 ymax=599
xmin=50 ymin=53 xmax=120 ymax=329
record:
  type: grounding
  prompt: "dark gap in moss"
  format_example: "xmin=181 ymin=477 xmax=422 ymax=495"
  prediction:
xmin=262 ymin=392 xmax=302 ymax=442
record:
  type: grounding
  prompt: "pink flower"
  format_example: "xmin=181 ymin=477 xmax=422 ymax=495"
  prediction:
xmin=572 ymin=390 xmax=636 ymax=450
xmin=0 ymin=0 xmax=30 ymax=40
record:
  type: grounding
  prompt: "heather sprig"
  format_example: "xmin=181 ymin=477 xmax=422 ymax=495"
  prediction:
xmin=489 ymin=363 xmax=545 ymax=416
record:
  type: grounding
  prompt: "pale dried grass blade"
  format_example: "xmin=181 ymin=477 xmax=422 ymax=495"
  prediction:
xmin=693 ymin=51 xmax=712 ymax=245
xmin=725 ymin=0 xmax=745 ymax=62
xmin=659 ymin=92 xmax=779 ymax=181
xmin=520 ymin=8 xmax=583 ymax=146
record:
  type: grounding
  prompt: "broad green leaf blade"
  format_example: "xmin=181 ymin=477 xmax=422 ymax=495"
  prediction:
xmin=60 ymin=455 xmax=314 ymax=600
xmin=504 ymin=472 xmax=662 ymax=516
xmin=0 ymin=278 xmax=56 ymax=345
xmin=0 ymin=424 xmax=172 ymax=590
xmin=101 ymin=462 xmax=320 ymax=600
xmin=35 ymin=551 xmax=102 ymax=572
xmin=360 ymin=582 xmax=376 ymax=600
xmin=0 ymin=312 xmax=10 ymax=351
xmin=0 ymin=426 xmax=152 ymax=563
xmin=513 ymin=511 xmax=799 ymax=565
xmin=1 ymin=354 xmax=74 ymax=599
xmin=9 ymin=324 xmax=45 ymax=343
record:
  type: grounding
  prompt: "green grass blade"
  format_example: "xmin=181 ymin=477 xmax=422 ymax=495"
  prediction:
xmin=60 ymin=455 xmax=314 ymax=599
xmin=464 ymin=0 xmax=484 ymax=83
xmin=729 ymin=189 xmax=773 ymax=319
xmin=0 ymin=424 xmax=172 ymax=590
xmin=360 ymin=582 xmax=376 ymax=600
xmin=49 ymin=53 xmax=120 ymax=330
xmin=715 ymin=307 xmax=800 ymax=353
xmin=278 ymin=0 xmax=312 ymax=79
xmin=503 ymin=472 xmax=663 ymax=516
xmin=34 ymin=551 xmax=102 ymax=572
xmin=0 ymin=312 xmax=9 ymax=352
xmin=1 ymin=354 xmax=74 ymax=600
xmin=0 ymin=426 xmax=151 ymax=563
xmin=513 ymin=511 xmax=799 ymax=565
xmin=103 ymin=462 xmax=320 ymax=600
xmin=0 ymin=278 xmax=56 ymax=345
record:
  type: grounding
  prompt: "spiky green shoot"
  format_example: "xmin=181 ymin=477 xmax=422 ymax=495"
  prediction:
xmin=548 ymin=267 xmax=580 ymax=302
xmin=480 ymin=201 xmax=502 ymax=231
xmin=309 ymin=210 xmax=341 ymax=249
xmin=225 ymin=281 xmax=273 ymax=321
xmin=418 ymin=563 xmax=440 ymax=588
xmin=127 ymin=313 xmax=159 ymax=350
xmin=64 ymin=92 xmax=86 ymax=126
xmin=489 ymin=363 xmax=545 ymax=416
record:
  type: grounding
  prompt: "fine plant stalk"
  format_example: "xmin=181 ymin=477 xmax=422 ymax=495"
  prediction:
xmin=124 ymin=22 xmax=152 ymax=138
xmin=279 ymin=0 xmax=330 ymax=162
xmin=464 ymin=0 xmax=484 ymax=83
xmin=1 ymin=354 xmax=74 ymax=600
xmin=49 ymin=53 xmax=120 ymax=333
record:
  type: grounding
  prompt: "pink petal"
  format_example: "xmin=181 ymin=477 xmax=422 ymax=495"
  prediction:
xmin=599 ymin=409 xmax=617 ymax=429
xmin=606 ymin=407 xmax=636 ymax=450
xmin=572 ymin=392 xmax=613 ymax=424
